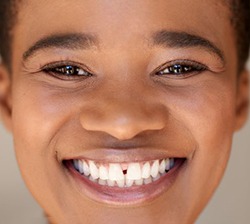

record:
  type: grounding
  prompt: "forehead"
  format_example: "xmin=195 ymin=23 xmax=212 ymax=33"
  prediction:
xmin=13 ymin=0 xmax=235 ymax=70
xmin=18 ymin=0 xmax=230 ymax=34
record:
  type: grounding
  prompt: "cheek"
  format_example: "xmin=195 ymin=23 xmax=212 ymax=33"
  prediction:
xmin=10 ymin=82 xmax=81 ymax=220
xmin=187 ymin=85 xmax=235 ymax=155
xmin=11 ymin=82 xmax=76 ymax=146
xmin=169 ymin=77 xmax=237 ymax=212
xmin=169 ymin=75 xmax=237 ymax=151
xmin=185 ymin=83 xmax=235 ymax=176
xmin=10 ymin=79 xmax=71 ymax=179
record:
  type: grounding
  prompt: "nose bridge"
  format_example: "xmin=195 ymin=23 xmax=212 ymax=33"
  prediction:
xmin=80 ymin=81 xmax=167 ymax=140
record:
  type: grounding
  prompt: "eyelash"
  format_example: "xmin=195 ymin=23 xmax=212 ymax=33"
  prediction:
xmin=41 ymin=60 xmax=207 ymax=80
xmin=42 ymin=61 xmax=92 ymax=80
xmin=155 ymin=60 xmax=207 ymax=78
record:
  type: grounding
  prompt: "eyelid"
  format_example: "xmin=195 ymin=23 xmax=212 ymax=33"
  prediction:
xmin=40 ymin=60 xmax=94 ymax=75
xmin=152 ymin=59 xmax=208 ymax=77
xmin=157 ymin=59 xmax=208 ymax=72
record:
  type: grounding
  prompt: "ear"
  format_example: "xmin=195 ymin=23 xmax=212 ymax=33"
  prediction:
xmin=0 ymin=65 xmax=12 ymax=132
xmin=234 ymin=69 xmax=249 ymax=131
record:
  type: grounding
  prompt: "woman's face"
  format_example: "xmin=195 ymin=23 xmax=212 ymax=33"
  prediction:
xmin=3 ymin=0 xmax=248 ymax=223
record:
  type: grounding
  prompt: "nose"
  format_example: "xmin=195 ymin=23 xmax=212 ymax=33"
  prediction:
xmin=80 ymin=94 xmax=166 ymax=141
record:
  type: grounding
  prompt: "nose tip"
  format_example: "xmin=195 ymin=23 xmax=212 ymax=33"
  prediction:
xmin=80 ymin=105 xmax=166 ymax=141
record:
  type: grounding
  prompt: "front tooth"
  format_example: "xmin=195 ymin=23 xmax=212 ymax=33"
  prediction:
xmin=99 ymin=166 xmax=109 ymax=180
xmin=135 ymin=178 xmax=143 ymax=186
xmin=127 ymin=163 xmax=141 ymax=180
xmin=165 ymin=158 xmax=170 ymax=171
xmin=150 ymin=160 xmax=159 ymax=178
xmin=89 ymin=161 xmax=99 ymax=179
xmin=159 ymin=160 xmax=166 ymax=174
xmin=116 ymin=179 xmax=125 ymax=188
xmin=141 ymin=162 xmax=150 ymax=178
xmin=126 ymin=178 xmax=134 ymax=187
xmin=126 ymin=163 xmax=141 ymax=180
xmin=109 ymin=164 xmax=124 ymax=181
xmin=83 ymin=161 xmax=90 ymax=176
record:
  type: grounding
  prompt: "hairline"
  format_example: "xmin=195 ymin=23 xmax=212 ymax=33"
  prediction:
xmin=1 ymin=0 xmax=249 ymax=74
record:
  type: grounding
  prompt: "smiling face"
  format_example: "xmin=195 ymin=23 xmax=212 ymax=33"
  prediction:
xmin=0 ymin=0 xmax=249 ymax=223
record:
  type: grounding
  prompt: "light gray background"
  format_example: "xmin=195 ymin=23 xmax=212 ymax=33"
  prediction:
xmin=1 ymin=59 xmax=250 ymax=224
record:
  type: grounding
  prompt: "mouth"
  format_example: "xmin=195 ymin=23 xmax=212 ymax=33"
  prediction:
xmin=64 ymin=156 xmax=186 ymax=205
xmin=72 ymin=158 xmax=176 ymax=187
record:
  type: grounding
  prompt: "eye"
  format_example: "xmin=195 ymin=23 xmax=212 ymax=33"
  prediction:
xmin=156 ymin=60 xmax=207 ymax=78
xmin=52 ymin=65 xmax=89 ymax=76
xmin=42 ymin=62 xmax=92 ymax=80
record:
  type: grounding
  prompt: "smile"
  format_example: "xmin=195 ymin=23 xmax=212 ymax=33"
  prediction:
xmin=64 ymin=155 xmax=186 ymax=205
xmin=72 ymin=158 xmax=175 ymax=187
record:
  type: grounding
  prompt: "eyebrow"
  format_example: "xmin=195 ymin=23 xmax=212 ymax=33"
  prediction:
xmin=23 ymin=30 xmax=225 ymax=65
xmin=23 ymin=33 xmax=98 ymax=61
xmin=152 ymin=30 xmax=225 ymax=64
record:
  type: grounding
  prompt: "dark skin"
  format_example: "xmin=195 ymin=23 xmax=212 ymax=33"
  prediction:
xmin=0 ymin=0 xmax=249 ymax=224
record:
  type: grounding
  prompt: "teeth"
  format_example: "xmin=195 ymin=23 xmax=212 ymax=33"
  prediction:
xmin=165 ymin=158 xmax=170 ymax=171
xmin=141 ymin=162 xmax=151 ymax=178
xmin=78 ymin=161 xmax=84 ymax=174
xmin=153 ymin=173 xmax=161 ymax=181
xmin=99 ymin=165 xmax=109 ymax=180
xmin=73 ymin=160 xmax=79 ymax=171
xmin=98 ymin=179 xmax=106 ymax=186
xmin=159 ymin=160 xmax=166 ymax=174
xmin=72 ymin=158 xmax=177 ymax=187
xmin=150 ymin=160 xmax=159 ymax=178
xmin=89 ymin=161 xmax=99 ymax=179
xmin=89 ymin=176 xmax=97 ymax=183
xmin=170 ymin=158 xmax=175 ymax=169
xmin=127 ymin=163 xmax=141 ymax=180
xmin=83 ymin=161 xmax=90 ymax=176
xmin=144 ymin=177 xmax=152 ymax=184
xmin=125 ymin=178 xmax=134 ymax=187
xmin=107 ymin=179 xmax=115 ymax=187
xmin=109 ymin=164 xmax=124 ymax=181
xmin=116 ymin=179 xmax=125 ymax=188
xmin=135 ymin=178 xmax=143 ymax=186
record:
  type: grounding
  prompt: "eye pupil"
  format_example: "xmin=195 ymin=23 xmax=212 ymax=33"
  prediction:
xmin=156 ymin=61 xmax=206 ymax=78
xmin=173 ymin=65 xmax=182 ymax=73
xmin=65 ymin=65 xmax=75 ymax=75
xmin=170 ymin=65 xmax=192 ymax=74
xmin=54 ymin=65 xmax=82 ymax=76
xmin=159 ymin=64 xmax=195 ymax=75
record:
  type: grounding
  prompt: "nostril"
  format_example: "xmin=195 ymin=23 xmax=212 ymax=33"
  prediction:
xmin=80 ymin=104 xmax=166 ymax=140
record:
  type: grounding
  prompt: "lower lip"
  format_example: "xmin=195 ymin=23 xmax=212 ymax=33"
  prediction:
xmin=64 ymin=159 xmax=186 ymax=206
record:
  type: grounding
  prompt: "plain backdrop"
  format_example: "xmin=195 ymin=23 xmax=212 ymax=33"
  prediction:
xmin=0 ymin=59 xmax=250 ymax=224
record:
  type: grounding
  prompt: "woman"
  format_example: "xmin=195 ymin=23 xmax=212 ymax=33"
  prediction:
xmin=0 ymin=0 xmax=249 ymax=223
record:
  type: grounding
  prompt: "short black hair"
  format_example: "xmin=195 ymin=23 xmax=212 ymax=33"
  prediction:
xmin=0 ymin=0 xmax=249 ymax=73
xmin=0 ymin=0 xmax=18 ymax=72
xmin=230 ymin=0 xmax=250 ymax=71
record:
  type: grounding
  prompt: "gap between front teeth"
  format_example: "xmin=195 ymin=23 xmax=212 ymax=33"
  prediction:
xmin=72 ymin=158 xmax=175 ymax=188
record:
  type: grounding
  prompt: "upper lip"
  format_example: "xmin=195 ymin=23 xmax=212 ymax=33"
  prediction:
xmin=61 ymin=148 xmax=193 ymax=164
xmin=57 ymin=126 xmax=196 ymax=163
